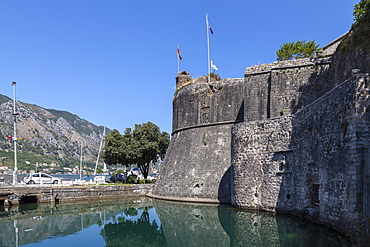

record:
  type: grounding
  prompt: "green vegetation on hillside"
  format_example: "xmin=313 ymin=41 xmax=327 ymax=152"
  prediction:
xmin=0 ymin=148 xmax=96 ymax=173
xmin=0 ymin=149 xmax=57 ymax=171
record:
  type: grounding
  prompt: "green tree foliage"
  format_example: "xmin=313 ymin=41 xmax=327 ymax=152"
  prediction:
xmin=101 ymin=129 xmax=126 ymax=166
xmin=276 ymin=40 xmax=320 ymax=61
xmin=353 ymin=0 xmax=370 ymax=23
xmin=102 ymin=122 xmax=170 ymax=179
xmin=342 ymin=0 xmax=370 ymax=52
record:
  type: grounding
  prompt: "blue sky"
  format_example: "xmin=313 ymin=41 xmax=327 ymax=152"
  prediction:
xmin=0 ymin=0 xmax=358 ymax=134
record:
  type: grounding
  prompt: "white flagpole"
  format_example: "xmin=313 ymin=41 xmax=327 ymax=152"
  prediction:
xmin=206 ymin=14 xmax=211 ymax=82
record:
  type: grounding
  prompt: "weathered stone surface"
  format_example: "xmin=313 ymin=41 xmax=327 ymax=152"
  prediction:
xmin=153 ymin=124 xmax=232 ymax=203
xmin=231 ymin=116 xmax=293 ymax=211
xmin=154 ymin=34 xmax=370 ymax=238
xmin=231 ymin=74 xmax=370 ymax=233
xmin=172 ymin=78 xmax=245 ymax=131
xmin=0 ymin=184 xmax=154 ymax=203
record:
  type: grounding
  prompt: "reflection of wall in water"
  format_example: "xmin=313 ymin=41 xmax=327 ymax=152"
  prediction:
xmin=154 ymin=199 xmax=350 ymax=247
xmin=0 ymin=197 xmax=153 ymax=247
xmin=219 ymin=206 xmax=351 ymax=247
xmin=275 ymin=214 xmax=351 ymax=247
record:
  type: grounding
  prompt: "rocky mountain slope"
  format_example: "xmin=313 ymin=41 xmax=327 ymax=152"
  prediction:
xmin=0 ymin=94 xmax=109 ymax=172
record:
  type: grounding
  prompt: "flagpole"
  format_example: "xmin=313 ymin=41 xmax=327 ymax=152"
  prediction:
xmin=206 ymin=14 xmax=211 ymax=83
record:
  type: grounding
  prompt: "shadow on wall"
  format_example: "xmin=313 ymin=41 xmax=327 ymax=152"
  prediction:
xmin=217 ymin=99 xmax=246 ymax=203
xmin=217 ymin=166 xmax=232 ymax=203
xmin=290 ymin=66 xmax=334 ymax=114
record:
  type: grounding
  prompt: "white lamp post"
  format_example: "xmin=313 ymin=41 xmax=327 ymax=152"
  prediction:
xmin=12 ymin=82 xmax=18 ymax=186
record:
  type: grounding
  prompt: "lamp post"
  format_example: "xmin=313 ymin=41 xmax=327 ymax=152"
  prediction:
xmin=80 ymin=141 xmax=83 ymax=180
xmin=12 ymin=82 xmax=18 ymax=186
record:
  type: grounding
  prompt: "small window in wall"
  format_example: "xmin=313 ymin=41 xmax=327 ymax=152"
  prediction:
xmin=311 ymin=184 xmax=320 ymax=206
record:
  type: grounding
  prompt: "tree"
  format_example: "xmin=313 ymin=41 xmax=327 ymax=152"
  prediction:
xmin=353 ymin=0 xmax=370 ymax=23
xmin=101 ymin=129 xmax=124 ymax=167
xmin=276 ymin=40 xmax=320 ymax=61
xmin=102 ymin=122 xmax=170 ymax=179
xmin=129 ymin=122 xmax=170 ymax=179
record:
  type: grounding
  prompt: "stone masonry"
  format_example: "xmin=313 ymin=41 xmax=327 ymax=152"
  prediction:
xmin=152 ymin=34 xmax=370 ymax=236
xmin=232 ymin=74 xmax=370 ymax=233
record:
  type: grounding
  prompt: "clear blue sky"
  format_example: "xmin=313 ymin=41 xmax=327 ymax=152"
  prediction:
xmin=0 ymin=0 xmax=358 ymax=134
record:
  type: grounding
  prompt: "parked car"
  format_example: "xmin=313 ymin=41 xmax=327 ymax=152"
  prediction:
xmin=131 ymin=168 xmax=140 ymax=176
xmin=108 ymin=173 xmax=127 ymax=183
xmin=93 ymin=175 xmax=109 ymax=183
xmin=23 ymin=173 xmax=61 ymax=184
xmin=147 ymin=173 xmax=158 ymax=182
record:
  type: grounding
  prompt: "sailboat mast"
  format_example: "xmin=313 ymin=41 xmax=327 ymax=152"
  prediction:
xmin=94 ymin=126 xmax=106 ymax=176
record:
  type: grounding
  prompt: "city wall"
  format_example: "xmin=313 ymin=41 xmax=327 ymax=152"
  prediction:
xmin=232 ymin=74 xmax=370 ymax=233
xmin=152 ymin=34 xmax=370 ymax=236
xmin=153 ymin=56 xmax=334 ymax=203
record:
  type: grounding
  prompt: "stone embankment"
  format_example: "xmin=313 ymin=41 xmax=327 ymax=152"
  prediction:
xmin=0 ymin=184 xmax=154 ymax=205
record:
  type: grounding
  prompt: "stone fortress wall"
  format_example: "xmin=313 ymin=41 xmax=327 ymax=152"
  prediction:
xmin=152 ymin=34 xmax=370 ymax=234
xmin=232 ymin=74 xmax=370 ymax=233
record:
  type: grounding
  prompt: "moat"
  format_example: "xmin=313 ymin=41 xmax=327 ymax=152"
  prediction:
xmin=0 ymin=197 xmax=351 ymax=247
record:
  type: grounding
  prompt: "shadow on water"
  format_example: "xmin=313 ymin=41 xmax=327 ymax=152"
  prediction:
xmin=0 ymin=197 xmax=351 ymax=247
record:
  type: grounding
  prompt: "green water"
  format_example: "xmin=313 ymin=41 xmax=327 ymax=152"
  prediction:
xmin=0 ymin=197 xmax=351 ymax=247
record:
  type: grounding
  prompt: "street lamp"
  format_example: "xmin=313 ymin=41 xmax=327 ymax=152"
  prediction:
xmin=12 ymin=82 xmax=18 ymax=186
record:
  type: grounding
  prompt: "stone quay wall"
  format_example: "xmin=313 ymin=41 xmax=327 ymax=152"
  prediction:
xmin=231 ymin=74 xmax=370 ymax=233
xmin=0 ymin=184 xmax=154 ymax=204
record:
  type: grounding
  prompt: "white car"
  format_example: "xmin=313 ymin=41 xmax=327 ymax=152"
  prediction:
xmin=23 ymin=173 xmax=61 ymax=184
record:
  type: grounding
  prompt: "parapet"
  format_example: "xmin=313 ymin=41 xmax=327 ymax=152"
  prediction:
xmin=244 ymin=57 xmax=332 ymax=76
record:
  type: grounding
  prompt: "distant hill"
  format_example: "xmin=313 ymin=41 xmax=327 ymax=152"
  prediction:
xmin=0 ymin=94 xmax=110 ymax=173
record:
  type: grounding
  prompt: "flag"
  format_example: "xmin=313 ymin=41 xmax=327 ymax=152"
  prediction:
xmin=211 ymin=60 xmax=218 ymax=70
xmin=176 ymin=45 xmax=183 ymax=60
xmin=209 ymin=24 xmax=214 ymax=34
xmin=6 ymin=136 xmax=23 ymax=140
xmin=206 ymin=14 xmax=214 ymax=34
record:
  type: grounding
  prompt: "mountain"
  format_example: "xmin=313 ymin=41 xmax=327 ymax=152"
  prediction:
xmin=0 ymin=94 xmax=110 ymax=173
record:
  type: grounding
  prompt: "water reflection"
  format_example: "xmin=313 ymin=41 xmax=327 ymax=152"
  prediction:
xmin=154 ymin=200 xmax=351 ymax=247
xmin=101 ymin=206 xmax=167 ymax=246
xmin=0 ymin=197 xmax=350 ymax=247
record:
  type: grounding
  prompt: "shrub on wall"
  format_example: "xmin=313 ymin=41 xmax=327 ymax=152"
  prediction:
xmin=276 ymin=40 xmax=320 ymax=61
